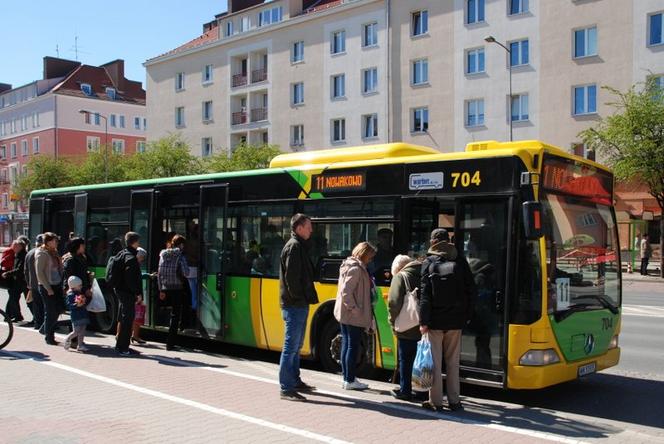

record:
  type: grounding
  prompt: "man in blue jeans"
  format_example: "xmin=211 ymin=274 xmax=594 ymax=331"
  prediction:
xmin=278 ymin=214 xmax=319 ymax=401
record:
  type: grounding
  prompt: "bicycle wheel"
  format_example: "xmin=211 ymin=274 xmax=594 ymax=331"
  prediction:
xmin=0 ymin=308 xmax=13 ymax=350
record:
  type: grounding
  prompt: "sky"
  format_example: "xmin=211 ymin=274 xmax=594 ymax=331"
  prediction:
xmin=0 ymin=1 xmax=228 ymax=89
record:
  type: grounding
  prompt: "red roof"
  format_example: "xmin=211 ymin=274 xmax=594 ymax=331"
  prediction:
xmin=148 ymin=28 xmax=219 ymax=61
xmin=53 ymin=65 xmax=145 ymax=105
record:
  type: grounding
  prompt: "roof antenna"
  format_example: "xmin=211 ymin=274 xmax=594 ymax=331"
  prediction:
xmin=56 ymin=44 xmax=60 ymax=58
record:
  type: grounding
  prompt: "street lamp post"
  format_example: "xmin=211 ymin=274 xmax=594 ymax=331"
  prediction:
xmin=485 ymin=36 xmax=513 ymax=142
xmin=79 ymin=109 xmax=109 ymax=182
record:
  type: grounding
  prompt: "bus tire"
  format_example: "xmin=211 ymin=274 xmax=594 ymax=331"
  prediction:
xmin=91 ymin=285 xmax=118 ymax=334
xmin=318 ymin=317 xmax=374 ymax=378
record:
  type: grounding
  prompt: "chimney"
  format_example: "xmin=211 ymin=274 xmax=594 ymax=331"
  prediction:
xmin=43 ymin=56 xmax=81 ymax=80
xmin=0 ymin=83 xmax=12 ymax=94
xmin=101 ymin=59 xmax=125 ymax=90
xmin=229 ymin=0 xmax=265 ymax=13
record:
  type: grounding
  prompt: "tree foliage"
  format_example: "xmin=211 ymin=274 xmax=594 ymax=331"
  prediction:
xmin=15 ymin=155 xmax=75 ymax=199
xmin=126 ymin=133 xmax=205 ymax=180
xmin=204 ymin=142 xmax=281 ymax=172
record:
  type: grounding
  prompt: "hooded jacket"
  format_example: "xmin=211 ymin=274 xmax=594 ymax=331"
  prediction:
xmin=158 ymin=247 xmax=189 ymax=291
xmin=419 ymin=241 xmax=476 ymax=330
xmin=387 ymin=260 xmax=422 ymax=340
xmin=334 ymin=256 xmax=373 ymax=329
xmin=279 ymin=234 xmax=318 ymax=308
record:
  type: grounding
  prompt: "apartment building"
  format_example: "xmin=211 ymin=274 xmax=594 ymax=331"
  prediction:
xmin=145 ymin=0 xmax=664 ymax=157
xmin=0 ymin=57 xmax=146 ymax=242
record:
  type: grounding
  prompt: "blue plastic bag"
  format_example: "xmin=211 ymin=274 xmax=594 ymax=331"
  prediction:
xmin=412 ymin=334 xmax=434 ymax=391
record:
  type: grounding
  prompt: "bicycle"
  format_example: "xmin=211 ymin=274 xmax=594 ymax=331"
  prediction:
xmin=0 ymin=308 xmax=14 ymax=350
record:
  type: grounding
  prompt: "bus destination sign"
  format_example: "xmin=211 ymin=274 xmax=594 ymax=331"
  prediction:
xmin=312 ymin=171 xmax=366 ymax=193
xmin=541 ymin=155 xmax=613 ymax=203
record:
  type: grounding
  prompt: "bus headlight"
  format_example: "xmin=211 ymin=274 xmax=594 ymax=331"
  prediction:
xmin=519 ymin=349 xmax=560 ymax=366
xmin=609 ymin=335 xmax=619 ymax=349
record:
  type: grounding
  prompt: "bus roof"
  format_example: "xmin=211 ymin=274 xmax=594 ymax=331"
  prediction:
xmin=30 ymin=140 xmax=610 ymax=197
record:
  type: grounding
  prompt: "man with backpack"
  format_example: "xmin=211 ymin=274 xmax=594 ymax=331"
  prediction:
xmin=419 ymin=228 xmax=476 ymax=412
xmin=107 ymin=232 xmax=143 ymax=356
xmin=157 ymin=234 xmax=190 ymax=351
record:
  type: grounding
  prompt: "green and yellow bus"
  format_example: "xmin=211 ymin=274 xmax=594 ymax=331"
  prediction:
xmin=29 ymin=140 xmax=621 ymax=389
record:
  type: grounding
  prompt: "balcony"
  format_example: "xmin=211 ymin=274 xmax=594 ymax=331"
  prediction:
xmin=232 ymin=111 xmax=247 ymax=125
xmin=232 ymin=73 xmax=248 ymax=88
xmin=250 ymin=108 xmax=268 ymax=122
xmin=251 ymin=68 xmax=267 ymax=83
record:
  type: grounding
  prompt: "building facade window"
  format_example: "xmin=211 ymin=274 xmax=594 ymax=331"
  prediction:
xmin=106 ymin=87 xmax=116 ymax=100
xmin=32 ymin=137 xmax=39 ymax=153
xmin=466 ymin=99 xmax=485 ymax=126
xmin=466 ymin=48 xmax=485 ymax=74
xmin=32 ymin=112 xmax=39 ymax=128
xmin=0 ymin=146 xmax=5 ymax=159
xmin=241 ymin=16 xmax=250 ymax=32
xmin=574 ymin=26 xmax=597 ymax=58
xmin=511 ymin=94 xmax=529 ymax=121
xmin=650 ymin=13 xmax=663 ymax=46
xmin=332 ymin=74 xmax=346 ymax=99
xmin=574 ymin=84 xmax=597 ymax=115
xmin=654 ymin=75 xmax=664 ymax=89
xmin=331 ymin=30 xmax=346 ymax=54
xmin=201 ymin=137 xmax=213 ymax=157
xmin=363 ymin=22 xmax=378 ymax=47
xmin=202 ymin=100 xmax=213 ymax=122
xmin=86 ymin=136 xmax=100 ymax=151
xmin=332 ymin=118 xmax=346 ymax=142
xmin=110 ymin=114 xmax=117 ymax=127
xmin=134 ymin=117 xmax=141 ymax=130
xmin=112 ymin=139 xmax=125 ymax=153
xmin=291 ymin=125 xmax=304 ymax=146
xmin=509 ymin=0 xmax=529 ymax=15
xmin=412 ymin=107 xmax=429 ymax=133
xmin=412 ymin=10 xmax=429 ymax=36
xmin=80 ymin=83 xmax=93 ymax=96
xmin=175 ymin=72 xmax=185 ymax=91
xmin=10 ymin=142 xmax=16 ymax=158
xmin=21 ymin=139 xmax=28 ymax=156
xmin=94 ymin=113 xmax=101 ymax=126
xmin=510 ymin=39 xmax=529 ymax=66
xmin=143 ymin=118 xmax=147 ymax=130
xmin=292 ymin=41 xmax=304 ymax=63
xmin=258 ymin=6 xmax=282 ymax=27
xmin=203 ymin=64 xmax=213 ymax=83
xmin=119 ymin=115 xmax=125 ymax=128
xmin=136 ymin=141 xmax=146 ymax=153
xmin=467 ymin=0 xmax=486 ymax=24
xmin=362 ymin=114 xmax=378 ymax=139
xmin=362 ymin=67 xmax=378 ymax=94
xmin=292 ymin=82 xmax=304 ymax=105
xmin=175 ymin=106 xmax=185 ymax=127
xmin=1 ymin=194 xmax=7 ymax=209
xmin=225 ymin=21 xmax=234 ymax=37
xmin=412 ymin=59 xmax=429 ymax=85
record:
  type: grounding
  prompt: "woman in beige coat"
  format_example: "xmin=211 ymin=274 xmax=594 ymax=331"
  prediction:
xmin=334 ymin=242 xmax=376 ymax=390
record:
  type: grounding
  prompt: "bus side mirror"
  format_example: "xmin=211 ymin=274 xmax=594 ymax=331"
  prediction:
xmin=522 ymin=201 xmax=543 ymax=240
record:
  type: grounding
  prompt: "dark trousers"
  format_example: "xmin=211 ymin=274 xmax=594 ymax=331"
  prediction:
xmin=116 ymin=291 xmax=135 ymax=352
xmin=6 ymin=284 xmax=24 ymax=321
xmin=397 ymin=337 xmax=419 ymax=395
xmin=30 ymin=287 xmax=44 ymax=329
xmin=640 ymin=258 xmax=649 ymax=275
xmin=340 ymin=323 xmax=363 ymax=383
xmin=165 ymin=289 xmax=185 ymax=348
xmin=39 ymin=285 xmax=61 ymax=341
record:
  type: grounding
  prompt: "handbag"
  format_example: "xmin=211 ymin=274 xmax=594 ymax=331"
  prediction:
xmin=394 ymin=272 xmax=420 ymax=332
xmin=412 ymin=334 xmax=434 ymax=391
xmin=0 ymin=269 xmax=10 ymax=290
xmin=87 ymin=279 xmax=107 ymax=313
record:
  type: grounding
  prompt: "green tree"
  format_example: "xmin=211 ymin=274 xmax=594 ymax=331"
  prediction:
xmin=127 ymin=133 xmax=205 ymax=180
xmin=75 ymin=148 xmax=132 ymax=184
xmin=15 ymin=155 xmax=76 ymax=199
xmin=580 ymin=78 xmax=664 ymax=277
xmin=205 ymin=142 xmax=281 ymax=172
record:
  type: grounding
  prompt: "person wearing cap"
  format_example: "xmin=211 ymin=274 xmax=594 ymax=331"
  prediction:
xmin=419 ymin=228 xmax=476 ymax=412
xmin=63 ymin=275 xmax=90 ymax=352
xmin=24 ymin=234 xmax=45 ymax=330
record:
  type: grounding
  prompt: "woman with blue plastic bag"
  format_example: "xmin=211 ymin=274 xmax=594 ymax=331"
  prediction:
xmin=333 ymin=242 xmax=376 ymax=390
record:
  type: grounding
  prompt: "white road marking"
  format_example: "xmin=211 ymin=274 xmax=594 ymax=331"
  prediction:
xmin=1 ymin=349 xmax=351 ymax=444
xmin=622 ymin=305 xmax=664 ymax=318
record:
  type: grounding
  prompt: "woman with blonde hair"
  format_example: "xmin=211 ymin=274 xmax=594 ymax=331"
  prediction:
xmin=334 ymin=241 xmax=377 ymax=390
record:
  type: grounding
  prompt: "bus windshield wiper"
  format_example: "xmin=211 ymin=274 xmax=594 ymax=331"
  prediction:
xmin=554 ymin=296 xmax=619 ymax=322
xmin=585 ymin=294 xmax=619 ymax=314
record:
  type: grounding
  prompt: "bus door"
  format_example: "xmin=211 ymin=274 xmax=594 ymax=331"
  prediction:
xmin=29 ymin=197 xmax=46 ymax=243
xmin=129 ymin=189 xmax=155 ymax=326
xmin=455 ymin=197 xmax=512 ymax=386
xmin=198 ymin=184 xmax=229 ymax=338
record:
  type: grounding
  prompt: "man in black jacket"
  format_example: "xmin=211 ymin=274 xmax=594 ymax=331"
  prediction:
xmin=278 ymin=213 xmax=319 ymax=401
xmin=419 ymin=228 xmax=476 ymax=412
xmin=114 ymin=232 xmax=143 ymax=356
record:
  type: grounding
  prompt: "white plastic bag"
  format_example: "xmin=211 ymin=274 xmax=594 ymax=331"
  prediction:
xmin=394 ymin=273 xmax=420 ymax=332
xmin=87 ymin=279 xmax=107 ymax=313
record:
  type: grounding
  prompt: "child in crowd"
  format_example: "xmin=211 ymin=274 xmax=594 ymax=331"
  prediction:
xmin=64 ymin=276 xmax=89 ymax=352
xmin=131 ymin=295 xmax=146 ymax=345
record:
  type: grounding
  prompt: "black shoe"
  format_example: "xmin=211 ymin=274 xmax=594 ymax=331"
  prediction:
xmin=448 ymin=402 xmax=464 ymax=412
xmin=166 ymin=344 xmax=177 ymax=351
xmin=22 ymin=321 xmax=35 ymax=327
xmin=45 ymin=338 xmax=58 ymax=346
xmin=422 ymin=401 xmax=444 ymax=412
xmin=280 ymin=390 xmax=307 ymax=402
xmin=116 ymin=349 xmax=132 ymax=356
xmin=295 ymin=381 xmax=316 ymax=392
xmin=413 ymin=391 xmax=428 ymax=402
xmin=390 ymin=388 xmax=412 ymax=401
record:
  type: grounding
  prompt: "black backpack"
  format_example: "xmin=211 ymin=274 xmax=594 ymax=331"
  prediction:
xmin=105 ymin=251 xmax=125 ymax=289
xmin=427 ymin=258 xmax=463 ymax=310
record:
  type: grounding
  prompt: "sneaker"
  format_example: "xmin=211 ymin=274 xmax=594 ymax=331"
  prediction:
xmin=280 ymin=390 xmax=307 ymax=402
xmin=294 ymin=381 xmax=316 ymax=392
xmin=448 ymin=402 xmax=464 ymax=412
xmin=390 ymin=388 xmax=412 ymax=401
xmin=422 ymin=401 xmax=444 ymax=412
xmin=116 ymin=349 xmax=132 ymax=356
xmin=343 ymin=380 xmax=369 ymax=390
xmin=77 ymin=345 xmax=89 ymax=352
xmin=63 ymin=341 xmax=71 ymax=351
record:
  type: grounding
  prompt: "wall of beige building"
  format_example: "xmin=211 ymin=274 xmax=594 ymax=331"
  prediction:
xmin=633 ymin=0 xmax=664 ymax=83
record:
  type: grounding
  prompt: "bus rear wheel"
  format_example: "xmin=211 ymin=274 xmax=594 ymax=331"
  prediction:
xmin=318 ymin=317 xmax=374 ymax=378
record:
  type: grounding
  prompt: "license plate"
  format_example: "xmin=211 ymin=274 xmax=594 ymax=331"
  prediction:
xmin=578 ymin=362 xmax=596 ymax=377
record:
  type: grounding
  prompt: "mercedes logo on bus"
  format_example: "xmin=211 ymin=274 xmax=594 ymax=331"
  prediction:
xmin=584 ymin=334 xmax=595 ymax=355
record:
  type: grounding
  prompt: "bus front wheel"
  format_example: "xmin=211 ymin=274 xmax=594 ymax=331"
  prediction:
xmin=318 ymin=317 xmax=374 ymax=378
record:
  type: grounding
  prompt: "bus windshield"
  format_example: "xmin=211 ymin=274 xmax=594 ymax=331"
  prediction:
xmin=542 ymin=193 xmax=620 ymax=314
